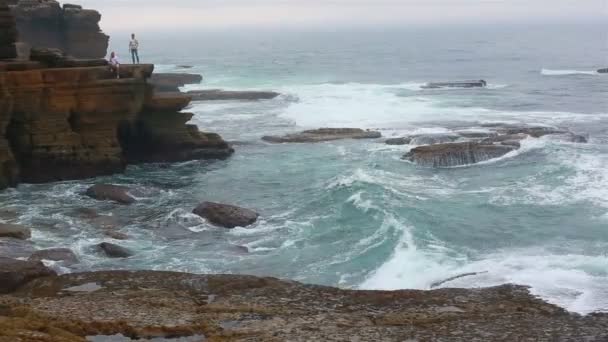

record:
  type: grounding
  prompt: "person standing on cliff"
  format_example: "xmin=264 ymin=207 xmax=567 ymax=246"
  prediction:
xmin=129 ymin=33 xmax=140 ymax=64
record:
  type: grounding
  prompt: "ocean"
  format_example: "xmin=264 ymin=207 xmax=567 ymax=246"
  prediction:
xmin=2 ymin=21 xmax=607 ymax=314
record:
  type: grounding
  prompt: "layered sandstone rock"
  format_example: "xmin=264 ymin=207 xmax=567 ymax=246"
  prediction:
xmin=0 ymin=271 xmax=606 ymax=341
xmin=9 ymin=0 xmax=109 ymax=58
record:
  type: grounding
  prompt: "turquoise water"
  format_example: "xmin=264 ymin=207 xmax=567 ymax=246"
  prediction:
xmin=2 ymin=22 xmax=608 ymax=313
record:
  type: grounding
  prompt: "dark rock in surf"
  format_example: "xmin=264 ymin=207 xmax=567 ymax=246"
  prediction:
xmin=104 ymin=231 xmax=129 ymax=240
xmin=73 ymin=207 xmax=99 ymax=219
xmin=193 ymin=202 xmax=259 ymax=229
xmin=29 ymin=248 xmax=79 ymax=266
xmin=597 ymin=68 xmax=608 ymax=74
xmin=403 ymin=142 xmax=516 ymax=167
xmin=85 ymin=184 xmax=136 ymax=204
xmin=0 ymin=224 xmax=31 ymax=240
xmin=409 ymin=133 xmax=460 ymax=146
xmin=149 ymin=73 xmax=203 ymax=92
xmin=187 ymin=89 xmax=280 ymax=101
xmin=97 ymin=242 xmax=133 ymax=258
xmin=262 ymin=128 xmax=381 ymax=143
xmin=385 ymin=137 xmax=411 ymax=145
xmin=0 ymin=257 xmax=56 ymax=293
xmin=0 ymin=238 xmax=36 ymax=259
xmin=430 ymin=271 xmax=488 ymax=288
xmin=421 ymin=80 xmax=487 ymax=89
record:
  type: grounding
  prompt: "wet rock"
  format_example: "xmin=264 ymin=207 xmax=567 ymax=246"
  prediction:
xmin=73 ymin=207 xmax=99 ymax=219
xmin=193 ymin=202 xmax=259 ymax=228
xmin=29 ymin=248 xmax=79 ymax=266
xmin=409 ymin=133 xmax=460 ymax=146
xmin=85 ymin=184 xmax=136 ymax=204
xmin=404 ymin=142 xmax=516 ymax=167
xmin=0 ymin=257 xmax=56 ymax=293
xmin=3 ymin=271 xmax=607 ymax=341
xmin=456 ymin=131 xmax=497 ymax=139
xmin=0 ymin=238 xmax=36 ymax=259
xmin=104 ymin=231 xmax=129 ymax=240
xmin=385 ymin=137 xmax=411 ymax=145
xmin=149 ymin=73 xmax=202 ymax=92
xmin=546 ymin=132 xmax=588 ymax=143
xmin=177 ymin=65 xmax=193 ymax=69
xmin=597 ymin=68 xmax=608 ymax=74
xmin=187 ymin=89 xmax=280 ymax=101
xmin=97 ymin=242 xmax=133 ymax=258
xmin=0 ymin=223 xmax=31 ymax=240
xmin=421 ymin=80 xmax=487 ymax=89
xmin=262 ymin=128 xmax=381 ymax=143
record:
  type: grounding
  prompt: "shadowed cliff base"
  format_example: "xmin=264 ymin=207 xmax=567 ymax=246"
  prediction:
xmin=0 ymin=270 xmax=607 ymax=341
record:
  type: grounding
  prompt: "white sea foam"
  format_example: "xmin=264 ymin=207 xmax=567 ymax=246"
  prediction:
xmin=361 ymin=227 xmax=608 ymax=313
xmin=541 ymin=69 xmax=599 ymax=76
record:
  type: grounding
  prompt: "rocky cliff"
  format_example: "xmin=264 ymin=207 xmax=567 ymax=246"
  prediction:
xmin=8 ymin=0 xmax=108 ymax=58
xmin=0 ymin=0 xmax=232 ymax=189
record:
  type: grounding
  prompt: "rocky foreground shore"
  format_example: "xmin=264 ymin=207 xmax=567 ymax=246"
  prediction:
xmin=0 ymin=271 xmax=605 ymax=341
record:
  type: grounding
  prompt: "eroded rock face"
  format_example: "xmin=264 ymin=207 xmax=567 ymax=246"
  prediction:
xmin=97 ymin=242 xmax=133 ymax=258
xmin=409 ymin=133 xmax=460 ymax=145
xmin=0 ymin=237 xmax=35 ymax=258
xmin=404 ymin=142 xmax=516 ymax=167
xmin=9 ymin=0 xmax=109 ymax=58
xmin=187 ymin=89 xmax=280 ymax=101
xmin=149 ymin=73 xmax=202 ymax=92
xmin=85 ymin=184 xmax=136 ymax=204
xmin=263 ymin=128 xmax=382 ymax=143
xmin=0 ymin=223 xmax=31 ymax=239
xmin=193 ymin=201 xmax=259 ymax=228
xmin=28 ymin=248 xmax=78 ymax=265
xmin=385 ymin=137 xmax=411 ymax=145
xmin=1 ymin=271 xmax=606 ymax=341
xmin=0 ymin=257 xmax=55 ymax=293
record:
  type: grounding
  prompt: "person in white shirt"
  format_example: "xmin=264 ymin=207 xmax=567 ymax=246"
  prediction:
xmin=129 ymin=33 xmax=140 ymax=64
xmin=109 ymin=51 xmax=120 ymax=78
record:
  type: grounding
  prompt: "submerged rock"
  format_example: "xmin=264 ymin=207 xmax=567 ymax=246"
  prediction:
xmin=97 ymin=242 xmax=133 ymax=258
xmin=421 ymin=80 xmax=487 ymax=89
xmin=29 ymin=248 xmax=79 ymax=266
xmin=384 ymin=137 xmax=411 ymax=145
xmin=0 ymin=257 xmax=56 ymax=293
xmin=187 ymin=89 xmax=280 ymax=101
xmin=0 ymin=223 xmax=31 ymax=240
xmin=409 ymin=133 xmax=461 ymax=146
xmin=263 ymin=128 xmax=381 ymax=143
xmin=193 ymin=202 xmax=259 ymax=228
xmin=85 ymin=184 xmax=136 ymax=204
xmin=404 ymin=142 xmax=516 ymax=167
xmin=597 ymin=68 xmax=608 ymax=74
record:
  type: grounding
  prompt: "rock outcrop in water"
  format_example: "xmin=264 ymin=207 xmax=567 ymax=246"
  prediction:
xmin=85 ymin=184 xmax=137 ymax=204
xmin=421 ymin=80 xmax=487 ymax=89
xmin=149 ymin=73 xmax=203 ymax=92
xmin=402 ymin=124 xmax=587 ymax=167
xmin=193 ymin=201 xmax=259 ymax=228
xmin=187 ymin=89 xmax=281 ymax=101
xmin=0 ymin=1 xmax=233 ymax=190
xmin=8 ymin=0 xmax=109 ymax=59
xmin=263 ymin=128 xmax=382 ymax=143
xmin=0 ymin=270 xmax=607 ymax=341
xmin=597 ymin=68 xmax=608 ymax=74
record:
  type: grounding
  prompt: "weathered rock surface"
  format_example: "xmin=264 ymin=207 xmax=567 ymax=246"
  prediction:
xmin=187 ymin=89 xmax=280 ymax=101
xmin=404 ymin=142 xmax=516 ymax=167
xmin=384 ymin=137 xmax=411 ymax=145
xmin=0 ymin=237 xmax=35 ymax=258
xmin=85 ymin=184 xmax=136 ymax=204
xmin=193 ymin=201 xmax=259 ymax=228
xmin=149 ymin=73 xmax=202 ymax=92
xmin=0 ymin=223 xmax=31 ymax=239
xmin=97 ymin=242 xmax=132 ymax=258
xmin=263 ymin=128 xmax=382 ymax=143
xmin=421 ymin=80 xmax=487 ymax=89
xmin=28 ymin=248 xmax=78 ymax=265
xmin=0 ymin=271 xmax=606 ymax=341
xmin=409 ymin=133 xmax=460 ymax=145
xmin=0 ymin=257 xmax=55 ymax=293
xmin=9 ymin=0 xmax=109 ymax=58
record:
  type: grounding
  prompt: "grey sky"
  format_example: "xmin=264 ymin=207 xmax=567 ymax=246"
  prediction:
xmin=77 ymin=0 xmax=607 ymax=31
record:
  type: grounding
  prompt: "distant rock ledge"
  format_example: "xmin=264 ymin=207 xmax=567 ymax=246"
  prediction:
xmin=0 ymin=270 xmax=606 ymax=341
xmin=263 ymin=128 xmax=382 ymax=143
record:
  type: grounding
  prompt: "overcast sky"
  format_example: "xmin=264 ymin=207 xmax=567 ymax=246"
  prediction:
xmin=77 ymin=0 xmax=607 ymax=31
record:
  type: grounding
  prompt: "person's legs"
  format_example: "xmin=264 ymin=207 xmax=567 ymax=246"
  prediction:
xmin=135 ymin=50 xmax=140 ymax=63
xmin=131 ymin=50 xmax=136 ymax=64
